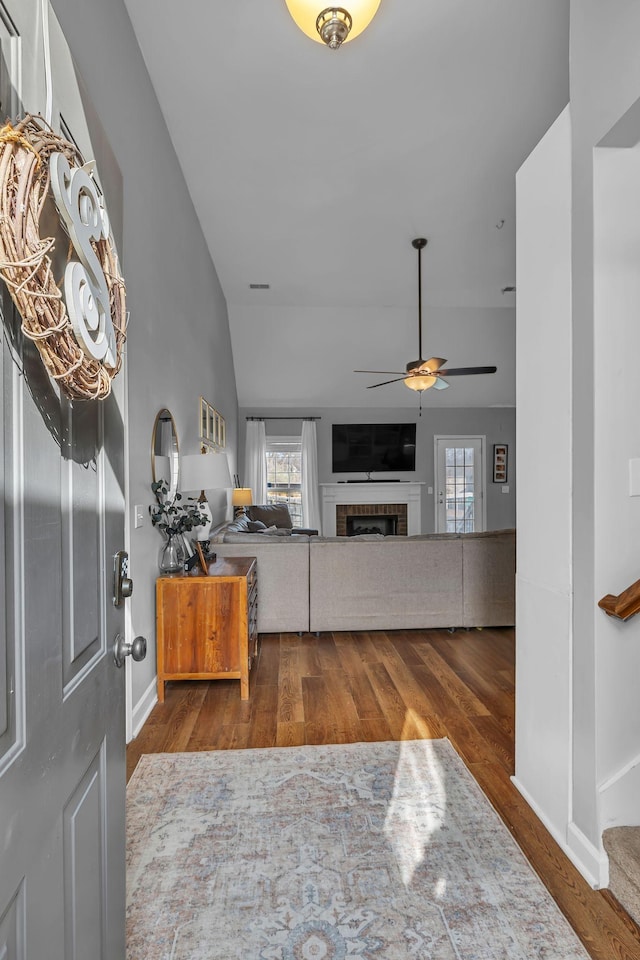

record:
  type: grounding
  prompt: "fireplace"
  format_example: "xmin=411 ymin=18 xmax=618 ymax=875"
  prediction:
xmin=346 ymin=514 xmax=398 ymax=536
xmin=321 ymin=482 xmax=422 ymax=536
xmin=336 ymin=502 xmax=407 ymax=537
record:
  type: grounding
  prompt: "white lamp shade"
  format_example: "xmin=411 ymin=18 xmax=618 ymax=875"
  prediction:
xmin=180 ymin=452 xmax=232 ymax=493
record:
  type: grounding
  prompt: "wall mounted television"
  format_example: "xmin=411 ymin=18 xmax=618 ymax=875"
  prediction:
xmin=332 ymin=423 xmax=416 ymax=473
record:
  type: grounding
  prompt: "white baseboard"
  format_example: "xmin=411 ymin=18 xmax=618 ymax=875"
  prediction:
xmin=567 ymin=821 xmax=609 ymax=889
xmin=130 ymin=675 xmax=158 ymax=741
xmin=511 ymin=776 xmax=608 ymax=888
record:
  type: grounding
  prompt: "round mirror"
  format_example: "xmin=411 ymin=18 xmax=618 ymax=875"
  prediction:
xmin=151 ymin=408 xmax=180 ymax=500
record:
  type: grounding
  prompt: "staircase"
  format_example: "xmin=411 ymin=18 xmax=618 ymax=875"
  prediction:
xmin=602 ymin=827 xmax=640 ymax=924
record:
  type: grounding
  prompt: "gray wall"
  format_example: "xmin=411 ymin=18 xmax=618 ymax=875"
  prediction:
xmin=240 ymin=406 xmax=516 ymax=534
xmin=49 ymin=0 xmax=240 ymax=730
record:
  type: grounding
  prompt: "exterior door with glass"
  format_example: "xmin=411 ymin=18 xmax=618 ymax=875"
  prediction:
xmin=434 ymin=436 xmax=486 ymax=533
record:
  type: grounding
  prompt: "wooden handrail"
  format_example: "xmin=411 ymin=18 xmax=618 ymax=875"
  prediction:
xmin=598 ymin=579 xmax=640 ymax=621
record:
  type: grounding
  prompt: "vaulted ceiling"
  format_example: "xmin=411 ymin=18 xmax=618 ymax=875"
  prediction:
xmin=123 ymin=0 xmax=569 ymax=409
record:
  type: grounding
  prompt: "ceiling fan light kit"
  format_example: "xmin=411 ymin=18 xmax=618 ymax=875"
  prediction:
xmin=404 ymin=375 xmax=436 ymax=392
xmin=354 ymin=237 xmax=497 ymax=407
xmin=284 ymin=0 xmax=381 ymax=49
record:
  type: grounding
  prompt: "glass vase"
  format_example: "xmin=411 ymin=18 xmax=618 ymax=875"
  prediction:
xmin=158 ymin=532 xmax=184 ymax=575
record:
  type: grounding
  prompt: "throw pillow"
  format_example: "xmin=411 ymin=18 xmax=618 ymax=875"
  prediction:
xmin=248 ymin=503 xmax=292 ymax=529
xmin=247 ymin=520 xmax=267 ymax=532
xmin=226 ymin=515 xmax=250 ymax=533
xmin=259 ymin=525 xmax=292 ymax=536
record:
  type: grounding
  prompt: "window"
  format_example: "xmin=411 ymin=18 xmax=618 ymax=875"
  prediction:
xmin=265 ymin=437 xmax=302 ymax=525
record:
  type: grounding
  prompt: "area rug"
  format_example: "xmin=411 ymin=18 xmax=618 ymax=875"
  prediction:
xmin=126 ymin=739 xmax=589 ymax=959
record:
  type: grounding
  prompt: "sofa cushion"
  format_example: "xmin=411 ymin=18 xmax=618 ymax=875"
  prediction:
xmin=309 ymin=536 xmax=464 ymax=632
xmin=462 ymin=529 xmax=516 ymax=626
xmin=215 ymin=539 xmax=310 ymax=633
xmin=248 ymin=503 xmax=292 ymax=528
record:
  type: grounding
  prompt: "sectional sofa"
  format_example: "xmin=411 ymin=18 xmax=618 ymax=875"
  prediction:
xmin=209 ymin=522 xmax=515 ymax=635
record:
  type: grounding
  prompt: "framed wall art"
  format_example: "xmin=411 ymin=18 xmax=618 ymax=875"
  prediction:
xmin=199 ymin=396 xmax=226 ymax=449
xmin=493 ymin=444 xmax=508 ymax=483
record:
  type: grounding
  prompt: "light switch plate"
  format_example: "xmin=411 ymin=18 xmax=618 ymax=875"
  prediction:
xmin=134 ymin=504 xmax=145 ymax=528
xmin=501 ymin=485 xmax=509 ymax=493
xmin=630 ymin=459 xmax=640 ymax=497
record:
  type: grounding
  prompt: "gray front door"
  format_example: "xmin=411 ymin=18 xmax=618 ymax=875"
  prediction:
xmin=0 ymin=2 xmax=128 ymax=956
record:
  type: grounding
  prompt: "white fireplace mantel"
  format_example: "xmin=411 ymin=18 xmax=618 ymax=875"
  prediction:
xmin=320 ymin=482 xmax=423 ymax=536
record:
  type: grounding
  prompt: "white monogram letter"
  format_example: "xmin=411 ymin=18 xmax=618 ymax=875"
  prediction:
xmin=50 ymin=153 xmax=117 ymax=369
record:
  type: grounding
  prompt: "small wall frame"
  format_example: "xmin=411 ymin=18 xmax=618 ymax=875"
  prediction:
xmin=493 ymin=444 xmax=508 ymax=483
xmin=199 ymin=396 xmax=226 ymax=449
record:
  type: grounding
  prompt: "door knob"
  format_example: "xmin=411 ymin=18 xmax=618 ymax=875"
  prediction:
xmin=121 ymin=577 xmax=133 ymax=599
xmin=113 ymin=634 xmax=147 ymax=668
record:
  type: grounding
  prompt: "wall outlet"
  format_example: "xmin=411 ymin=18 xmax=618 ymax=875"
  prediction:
xmin=134 ymin=504 xmax=145 ymax=528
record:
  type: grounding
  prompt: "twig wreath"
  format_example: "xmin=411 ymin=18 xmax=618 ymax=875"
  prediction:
xmin=0 ymin=114 xmax=126 ymax=400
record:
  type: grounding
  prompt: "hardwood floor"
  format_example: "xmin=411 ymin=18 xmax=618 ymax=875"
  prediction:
xmin=127 ymin=627 xmax=640 ymax=960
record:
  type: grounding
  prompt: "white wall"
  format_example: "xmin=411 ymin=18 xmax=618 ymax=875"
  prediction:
xmin=593 ymin=142 xmax=640 ymax=826
xmin=48 ymin=0 xmax=240 ymax=736
xmin=514 ymin=2 xmax=640 ymax=888
xmin=239 ymin=405 xmax=516 ymax=534
xmin=514 ymin=106 xmax=574 ymax=861
xmin=569 ymin=0 xmax=640 ymax=869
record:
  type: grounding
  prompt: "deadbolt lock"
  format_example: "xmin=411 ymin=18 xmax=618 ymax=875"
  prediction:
xmin=113 ymin=550 xmax=133 ymax=606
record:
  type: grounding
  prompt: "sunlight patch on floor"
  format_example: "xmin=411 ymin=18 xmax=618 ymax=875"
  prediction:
xmin=383 ymin=710 xmax=447 ymax=887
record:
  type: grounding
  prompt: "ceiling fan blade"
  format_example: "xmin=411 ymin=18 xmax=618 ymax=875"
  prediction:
xmin=366 ymin=377 xmax=407 ymax=388
xmin=354 ymin=369 xmax=407 ymax=376
xmin=437 ymin=366 xmax=497 ymax=376
xmin=432 ymin=376 xmax=449 ymax=390
xmin=423 ymin=357 xmax=447 ymax=372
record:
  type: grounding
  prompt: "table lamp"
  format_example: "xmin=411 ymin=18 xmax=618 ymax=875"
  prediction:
xmin=232 ymin=487 xmax=253 ymax=518
xmin=180 ymin=451 xmax=232 ymax=540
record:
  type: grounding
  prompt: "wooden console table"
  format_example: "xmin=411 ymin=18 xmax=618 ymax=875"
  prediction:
xmin=156 ymin=556 xmax=258 ymax=702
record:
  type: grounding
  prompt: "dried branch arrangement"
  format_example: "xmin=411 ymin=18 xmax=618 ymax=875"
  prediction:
xmin=0 ymin=114 xmax=126 ymax=400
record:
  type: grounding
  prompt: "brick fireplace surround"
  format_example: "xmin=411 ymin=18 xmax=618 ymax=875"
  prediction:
xmin=320 ymin=482 xmax=423 ymax=536
xmin=336 ymin=503 xmax=408 ymax=537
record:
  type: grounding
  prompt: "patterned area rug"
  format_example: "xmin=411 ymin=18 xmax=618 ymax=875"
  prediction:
xmin=126 ymin=739 xmax=589 ymax=959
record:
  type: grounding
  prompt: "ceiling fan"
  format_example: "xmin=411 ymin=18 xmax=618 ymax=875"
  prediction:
xmin=355 ymin=238 xmax=497 ymax=400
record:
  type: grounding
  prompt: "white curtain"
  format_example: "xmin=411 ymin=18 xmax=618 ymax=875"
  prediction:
xmin=301 ymin=420 xmax=321 ymax=532
xmin=244 ymin=420 xmax=267 ymax=504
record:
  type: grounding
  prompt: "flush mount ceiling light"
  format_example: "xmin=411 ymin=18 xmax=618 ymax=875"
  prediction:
xmin=284 ymin=0 xmax=381 ymax=49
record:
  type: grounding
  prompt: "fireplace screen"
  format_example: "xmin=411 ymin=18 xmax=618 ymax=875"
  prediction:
xmin=336 ymin=502 xmax=408 ymax=537
xmin=346 ymin=515 xmax=398 ymax=537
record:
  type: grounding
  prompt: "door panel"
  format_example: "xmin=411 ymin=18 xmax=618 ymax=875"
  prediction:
xmin=63 ymin=745 xmax=108 ymax=959
xmin=62 ymin=399 xmax=103 ymax=688
xmin=0 ymin=3 xmax=128 ymax=958
xmin=0 ymin=882 xmax=26 ymax=960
